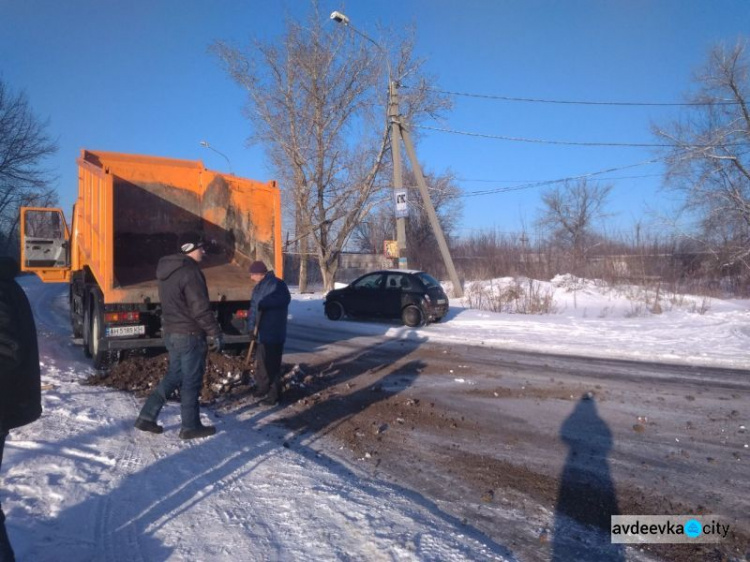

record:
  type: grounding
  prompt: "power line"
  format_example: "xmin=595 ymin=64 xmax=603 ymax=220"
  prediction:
xmin=457 ymin=173 xmax=662 ymax=183
xmin=414 ymin=124 xmax=750 ymax=148
xmin=395 ymin=171 xmax=662 ymax=198
xmin=403 ymin=86 xmax=740 ymax=107
xmin=459 ymin=158 xmax=664 ymax=198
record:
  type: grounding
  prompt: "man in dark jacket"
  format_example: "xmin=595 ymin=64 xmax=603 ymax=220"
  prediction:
xmin=247 ymin=260 xmax=290 ymax=405
xmin=135 ymin=232 xmax=223 ymax=440
xmin=0 ymin=257 xmax=42 ymax=561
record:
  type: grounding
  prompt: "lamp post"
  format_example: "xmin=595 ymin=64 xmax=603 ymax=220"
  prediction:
xmin=330 ymin=11 xmax=463 ymax=296
xmin=330 ymin=11 xmax=407 ymax=270
xmin=199 ymin=140 xmax=234 ymax=174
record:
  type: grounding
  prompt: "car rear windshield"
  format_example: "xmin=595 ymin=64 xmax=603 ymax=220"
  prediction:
xmin=417 ymin=273 xmax=441 ymax=289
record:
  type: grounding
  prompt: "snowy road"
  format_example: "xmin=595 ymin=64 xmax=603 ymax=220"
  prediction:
xmin=5 ymin=278 xmax=514 ymax=562
xmin=5 ymin=276 xmax=750 ymax=561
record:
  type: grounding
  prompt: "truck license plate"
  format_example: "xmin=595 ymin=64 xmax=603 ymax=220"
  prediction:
xmin=106 ymin=325 xmax=146 ymax=337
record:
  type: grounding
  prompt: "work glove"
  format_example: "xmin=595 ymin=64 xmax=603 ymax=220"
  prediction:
xmin=207 ymin=334 xmax=224 ymax=353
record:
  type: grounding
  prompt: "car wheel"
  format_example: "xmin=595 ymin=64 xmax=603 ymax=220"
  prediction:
xmin=325 ymin=301 xmax=345 ymax=321
xmin=402 ymin=304 xmax=424 ymax=327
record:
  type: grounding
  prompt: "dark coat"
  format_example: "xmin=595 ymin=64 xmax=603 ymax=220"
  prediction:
xmin=156 ymin=254 xmax=221 ymax=337
xmin=0 ymin=257 xmax=42 ymax=433
xmin=247 ymin=271 xmax=290 ymax=345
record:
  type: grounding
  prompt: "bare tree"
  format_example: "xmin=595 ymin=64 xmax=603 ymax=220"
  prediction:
xmin=655 ymin=40 xmax=750 ymax=273
xmin=351 ymin=211 xmax=391 ymax=254
xmin=0 ymin=80 xmax=58 ymax=254
xmin=211 ymin=3 xmax=449 ymax=290
xmin=536 ymin=179 xmax=613 ymax=273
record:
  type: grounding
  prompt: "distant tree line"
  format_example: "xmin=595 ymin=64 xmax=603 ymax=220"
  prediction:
xmin=451 ymin=227 xmax=749 ymax=296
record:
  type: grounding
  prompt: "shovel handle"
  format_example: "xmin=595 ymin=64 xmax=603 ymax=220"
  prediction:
xmin=243 ymin=310 xmax=262 ymax=367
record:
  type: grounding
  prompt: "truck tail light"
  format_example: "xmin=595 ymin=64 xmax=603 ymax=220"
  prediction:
xmin=234 ymin=309 xmax=248 ymax=319
xmin=105 ymin=311 xmax=140 ymax=324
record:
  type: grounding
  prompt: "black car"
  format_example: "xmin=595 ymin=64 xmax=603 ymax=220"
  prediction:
xmin=324 ymin=270 xmax=449 ymax=327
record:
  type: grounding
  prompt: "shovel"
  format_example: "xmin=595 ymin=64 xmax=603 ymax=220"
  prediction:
xmin=239 ymin=310 xmax=262 ymax=387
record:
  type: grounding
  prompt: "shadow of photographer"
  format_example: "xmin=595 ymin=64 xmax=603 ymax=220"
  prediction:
xmin=552 ymin=394 xmax=625 ymax=561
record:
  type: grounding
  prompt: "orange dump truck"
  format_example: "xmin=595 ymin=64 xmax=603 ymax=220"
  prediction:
xmin=20 ymin=149 xmax=282 ymax=368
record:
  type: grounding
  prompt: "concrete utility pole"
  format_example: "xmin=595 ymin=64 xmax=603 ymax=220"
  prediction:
xmin=330 ymin=11 xmax=463 ymax=297
xmin=400 ymin=125 xmax=463 ymax=296
xmin=388 ymin=81 xmax=408 ymax=269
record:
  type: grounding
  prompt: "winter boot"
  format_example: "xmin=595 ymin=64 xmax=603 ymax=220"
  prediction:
xmin=252 ymin=384 xmax=269 ymax=398
xmin=179 ymin=424 xmax=216 ymax=440
xmin=261 ymin=381 xmax=281 ymax=406
xmin=134 ymin=418 xmax=164 ymax=434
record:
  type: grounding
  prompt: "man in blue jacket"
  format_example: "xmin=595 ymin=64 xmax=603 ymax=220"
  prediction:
xmin=0 ymin=257 xmax=42 ymax=562
xmin=247 ymin=260 xmax=290 ymax=405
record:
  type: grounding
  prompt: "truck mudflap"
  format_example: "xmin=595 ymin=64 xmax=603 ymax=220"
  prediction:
xmin=102 ymin=334 xmax=252 ymax=351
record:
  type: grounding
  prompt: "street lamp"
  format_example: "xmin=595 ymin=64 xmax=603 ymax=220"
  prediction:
xmin=330 ymin=11 xmax=392 ymax=84
xmin=330 ymin=10 xmax=406 ymax=269
xmin=199 ymin=140 xmax=234 ymax=174
xmin=329 ymin=10 xmax=349 ymax=25
xmin=330 ymin=10 xmax=464 ymax=296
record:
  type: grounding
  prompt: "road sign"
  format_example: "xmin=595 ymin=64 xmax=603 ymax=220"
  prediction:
xmin=394 ymin=190 xmax=408 ymax=218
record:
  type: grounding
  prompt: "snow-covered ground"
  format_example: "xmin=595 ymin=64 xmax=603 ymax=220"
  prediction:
xmin=3 ymin=274 xmax=749 ymax=561
xmin=305 ymin=274 xmax=750 ymax=370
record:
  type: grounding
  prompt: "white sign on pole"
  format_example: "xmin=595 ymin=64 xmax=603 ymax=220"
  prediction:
xmin=394 ymin=190 xmax=408 ymax=218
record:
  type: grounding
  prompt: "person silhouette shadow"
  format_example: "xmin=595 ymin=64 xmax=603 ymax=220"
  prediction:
xmin=551 ymin=394 xmax=625 ymax=561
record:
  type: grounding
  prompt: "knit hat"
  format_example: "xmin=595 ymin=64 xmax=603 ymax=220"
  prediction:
xmin=178 ymin=232 xmax=205 ymax=254
xmin=249 ymin=260 xmax=268 ymax=274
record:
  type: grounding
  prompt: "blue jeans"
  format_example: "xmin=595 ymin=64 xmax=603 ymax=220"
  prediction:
xmin=139 ymin=333 xmax=207 ymax=431
xmin=0 ymin=431 xmax=15 ymax=562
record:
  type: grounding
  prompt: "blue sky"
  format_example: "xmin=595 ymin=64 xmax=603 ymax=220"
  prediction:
xmin=1 ymin=0 xmax=748 ymax=241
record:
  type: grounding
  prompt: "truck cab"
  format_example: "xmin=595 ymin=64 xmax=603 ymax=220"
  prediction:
xmin=21 ymin=207 xmax=71 ymax=282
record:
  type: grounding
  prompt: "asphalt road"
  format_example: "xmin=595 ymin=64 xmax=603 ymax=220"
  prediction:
xmin=280 ymin=320 xmax=750 ymax=562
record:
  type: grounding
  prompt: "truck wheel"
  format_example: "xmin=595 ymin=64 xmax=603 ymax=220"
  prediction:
xmin=70 ymin=286 xmax=83 ymax=338
xmin=325 ymin=301 xmax=345 ymax=321
xmin=401 ymin=304 xmax=424 ymax=327
xmin=82 ymin=304 xmax=93 ymax=358
xmin=89 ymin=299 xmax=114 ymax=370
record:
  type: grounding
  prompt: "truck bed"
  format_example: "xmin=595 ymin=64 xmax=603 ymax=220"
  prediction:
xmin=112 ymin=259 xmax=252 ymax=304
xmin=71 ymin=150 xmax=280 ymax=305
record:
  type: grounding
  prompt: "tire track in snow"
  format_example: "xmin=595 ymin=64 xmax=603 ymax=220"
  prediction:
xmin=169 ymin=412 xmax=513 ymax=561
xmin=18 ymin=279 xmax=155 ymax=561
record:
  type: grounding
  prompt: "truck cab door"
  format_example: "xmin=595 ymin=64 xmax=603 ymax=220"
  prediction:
xmin=20 ymin=207 xmax=72 ymax=282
